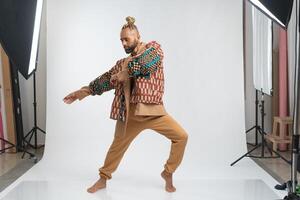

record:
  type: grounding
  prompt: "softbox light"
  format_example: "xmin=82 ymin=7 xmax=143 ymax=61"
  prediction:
xmin=0 ymin=0 xmax=43 ymax=79
xmin=251 ymin=7 xmax=273 ymax=96
xmin=249 ymin=0 xmax=294 ymax=29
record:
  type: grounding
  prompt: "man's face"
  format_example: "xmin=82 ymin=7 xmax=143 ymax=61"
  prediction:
xmin=120 ymin=28 xmax=139 ymax=54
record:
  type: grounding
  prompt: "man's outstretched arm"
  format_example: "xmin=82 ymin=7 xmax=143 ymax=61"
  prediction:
xmin=63 ymin=61 xmax=121 ymax=104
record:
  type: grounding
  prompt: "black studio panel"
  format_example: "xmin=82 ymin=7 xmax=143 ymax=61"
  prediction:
xmin=249 ymin=0 xmax=294 ymax=29
xmin=0 ymin=0 xmax=39 ymax=79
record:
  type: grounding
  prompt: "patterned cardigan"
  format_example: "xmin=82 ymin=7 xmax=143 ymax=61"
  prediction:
xmin=87 ymin=41 xmax=165 ymax=122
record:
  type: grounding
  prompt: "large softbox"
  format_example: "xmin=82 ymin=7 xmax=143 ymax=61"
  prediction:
xmin=0 ymin=0 xmax=43 ymax=79
xmin=249 ymin=0 xmax=294 ymax=29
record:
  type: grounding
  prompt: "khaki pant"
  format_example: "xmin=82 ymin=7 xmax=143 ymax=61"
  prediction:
xmin=99 ymin=103 xmax=188 ymax=180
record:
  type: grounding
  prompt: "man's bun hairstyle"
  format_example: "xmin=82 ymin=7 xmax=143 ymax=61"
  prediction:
xmin=122 ymin=16 xmax=139 ymax=34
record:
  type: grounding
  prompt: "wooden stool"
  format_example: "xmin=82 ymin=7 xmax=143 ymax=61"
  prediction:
xmin=265 ymin=116 xmax=293 ymax=155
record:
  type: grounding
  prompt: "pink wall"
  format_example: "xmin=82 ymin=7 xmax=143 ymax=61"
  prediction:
xmin=278 ymin=28 xmax=289 ymax=151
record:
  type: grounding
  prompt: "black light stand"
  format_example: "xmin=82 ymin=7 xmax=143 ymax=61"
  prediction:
xmin=21 ymin=71 xmax=45 ymax=158
xmin=231 ymin=90 xmax=291 ymax=166
xmin=0 ymin=75 xmax=37 ymax=161
xmin=246 ymin=90 xmax=259 ymax=146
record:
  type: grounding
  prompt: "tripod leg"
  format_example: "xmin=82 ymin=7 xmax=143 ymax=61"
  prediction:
xmin=247 ymin=126 xmax=260 ymax=146
xmin=0 ymin=145 xmax=14 ymax=154
xmin=267 ymin=143 xmax=273 ymax=155
xmin=37 ymin=127 xmax=45 ymax=134
xmin=263 ymin=139 xmax=273 ymax=156
xmin=23 ymin=128 xmax=34 ymax=139
xmin=21 ymin=144 xmax=36 ymax=161
xmin=268 ymin=145 xmax=291 ymax=164
xmin=0 ymin=138 xmax=16 ymax=154
xmin=258 ymin=129 xmax=273 ymax=155
xmin=21 ymin=147 xmax=37 ymax=163
xmin=246 ymin=126 xmax=256 ymax=133
xmin=0 ymin=132 xmax=37 ymax=161
xmin=25 ymin=131 xmax=36 ymax=149
xmin=260 ymin=134 xmax=291 ymax=164
xmin=22 ymin=129 xmax=35 ymax=149
xmin=231 ymin=144 xmax=262 ymax=166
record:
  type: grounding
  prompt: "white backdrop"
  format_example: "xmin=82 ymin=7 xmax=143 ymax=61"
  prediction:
xmin=43 ymin=0 xmax=246 ymax=177
xmin=0 ymin=0 xmax=288 ymax=199
xmin=44 ymin=0 xmax=246 ymax=176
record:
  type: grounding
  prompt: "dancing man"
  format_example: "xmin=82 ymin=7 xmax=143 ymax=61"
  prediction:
xmin=63 ymin=16 xmax=188 ymax=193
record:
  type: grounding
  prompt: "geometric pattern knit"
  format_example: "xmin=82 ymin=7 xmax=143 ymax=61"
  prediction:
xmin=88 ymin=62 xmax=122 ymax=96
xmin=128 ymin=43 xmax=162 ymax=79
xmin=88 ymin=41 xmax=165 ymax=122
xmin=128 ymin=41 xmax=164 ymax=105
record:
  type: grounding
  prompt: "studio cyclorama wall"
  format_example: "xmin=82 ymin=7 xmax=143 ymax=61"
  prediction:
xmin=44 ymin=0 xmax=246 ymax=175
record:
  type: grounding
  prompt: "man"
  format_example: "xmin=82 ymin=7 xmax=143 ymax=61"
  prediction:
xmin=63 ymin=16 xmax=188 ymax=193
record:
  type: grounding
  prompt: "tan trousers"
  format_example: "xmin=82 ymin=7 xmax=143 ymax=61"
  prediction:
xmin=99 ymin=103 xmax=188 ymax=180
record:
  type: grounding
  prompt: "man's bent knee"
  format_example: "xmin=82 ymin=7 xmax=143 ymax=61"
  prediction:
xmin=177 ymin=131 xmax=188 ymax=142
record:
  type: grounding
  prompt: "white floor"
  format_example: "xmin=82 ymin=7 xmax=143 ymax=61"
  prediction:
xmin=0 ymin=158 xmax=288 ymax=200
xmin=0 ymin=179 xmax=279 ymax=200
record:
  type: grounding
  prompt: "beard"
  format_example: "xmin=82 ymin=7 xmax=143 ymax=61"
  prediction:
xmin=124 ymin=41 xmax=139 ymax=54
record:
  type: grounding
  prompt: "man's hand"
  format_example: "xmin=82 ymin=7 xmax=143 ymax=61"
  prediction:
xmin=63 ymin=87 xmax=91 ymax=104
xmin=109 ymin=56 xmax=132 ymax=86
xmin=110 ymin=70 xmax=129 ymax=85
xmin=110 ymin=74 xmax=119 ymax=85
xmin=63 ymin=91 xmax=78 ymax=104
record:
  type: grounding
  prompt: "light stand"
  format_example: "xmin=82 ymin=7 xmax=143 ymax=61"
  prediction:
xmin=21 ymin=69 xmax=45 ymax=158
xmin=0 ymin=80 xmax=37 ymax=161
xmin=246 ymin=90 xmax=259 ymax=146
xmin=231 ymin=90 xmax=291 ymax=166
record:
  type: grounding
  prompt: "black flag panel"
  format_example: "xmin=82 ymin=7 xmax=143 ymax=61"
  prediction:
xmin=0 ymin=0 xmax=42 ymax=79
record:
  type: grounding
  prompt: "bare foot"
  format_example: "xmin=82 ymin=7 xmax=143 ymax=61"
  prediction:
xmin=161 ymin=170 xmax=176 ymax=192
xmin=87 ymin=178 xmax=107 ymax=193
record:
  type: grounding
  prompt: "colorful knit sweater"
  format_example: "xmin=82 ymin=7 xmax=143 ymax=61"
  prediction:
xmin=88 ymin=41 xmax=165 ymax=121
